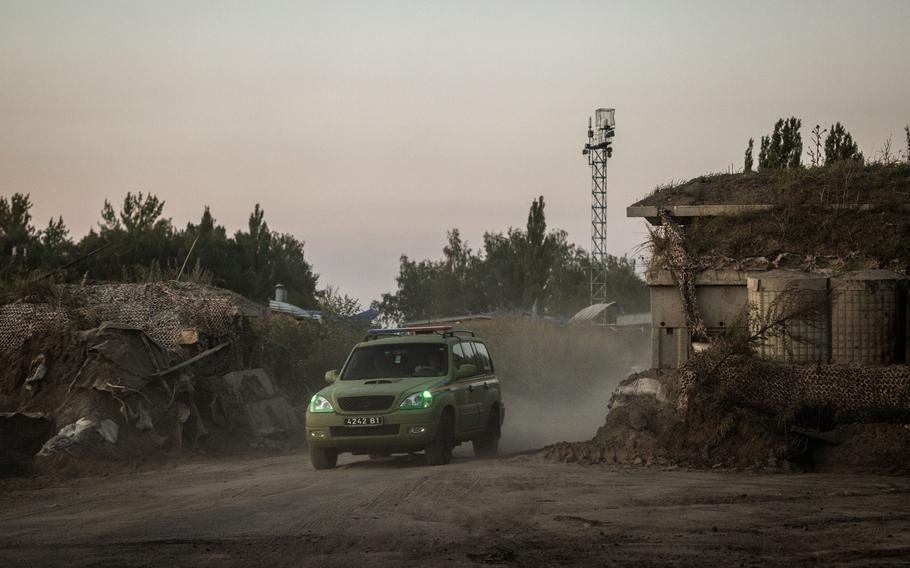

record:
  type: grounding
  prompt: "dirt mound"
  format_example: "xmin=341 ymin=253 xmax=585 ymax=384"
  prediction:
xmin=543 ymin=370 xmax=792 ymax=470
xmin=544 ymin=361 xmax=910 ymax=474
xmin=810 ymin=423 xmax=910 ymax=474
xmin=0 ymin=322 xmax=300 ymax=479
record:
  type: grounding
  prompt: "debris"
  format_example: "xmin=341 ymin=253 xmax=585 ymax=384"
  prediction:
xmin=38 ymin=417 xmax=119 ymax=456
xmin=0 ymin=281 xmax=309 ymax=479
xmin=175 ymin=404 xmax=191 ymax=449
xmin=96 ymin=419 xmax=119 ymax=443
xmin=789 ymin=426 xmax=840 ymax=445
xmin=466 ymin=546 xmax=516 ymax=564
xmin=554 ymin=514 xmax=606 ymax=528
xmin=177 ymin=329 xmax=199 ymax=345
xmin=24 ymin=353 xmax=48 ymax=391
xmin=135 ymin=405 xmax=154 ymax=431
xmin=73 ymin=323 xmax=172 ymax=394
xmin=610 ymin=376 xmax=667 ymax=408
xmin=199 ymin=369 xmax=298 ymax=439
xmin=151 ymin=342 xmax=228 ymax=377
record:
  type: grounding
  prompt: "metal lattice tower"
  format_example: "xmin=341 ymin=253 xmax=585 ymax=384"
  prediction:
xmin=582 ymin=108 xmax=615 ymax=310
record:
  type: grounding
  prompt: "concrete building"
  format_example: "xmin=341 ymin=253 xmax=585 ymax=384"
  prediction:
xmin=627 ymin=202 xmax=908 ymax=369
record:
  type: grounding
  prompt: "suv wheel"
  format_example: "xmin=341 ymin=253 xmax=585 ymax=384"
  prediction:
xmin=473 ymin=408 xmax=500 ymax=458
xmin=426 ymin=412 xmax=454 ymax=466
xmin=310 ymin=446 xmax=338 ymax=470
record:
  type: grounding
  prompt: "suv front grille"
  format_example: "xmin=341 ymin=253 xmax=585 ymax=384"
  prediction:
xmin=330 ymin=425 xmax=400 ymax=437
xmin=337 ymin=395 xmax=395 ymax=412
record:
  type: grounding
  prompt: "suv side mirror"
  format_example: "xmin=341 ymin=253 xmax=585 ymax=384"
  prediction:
xmin=456 ymin=363 xmax=477 ymax=379
xmin=324 ymin=370 xmax=339 ymax=384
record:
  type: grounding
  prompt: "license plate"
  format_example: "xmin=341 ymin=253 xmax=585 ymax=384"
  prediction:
xmin=343 ymin=416 xmax=384 ymax=427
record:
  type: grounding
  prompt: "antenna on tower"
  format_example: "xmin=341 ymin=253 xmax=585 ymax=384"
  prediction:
xmin=582 ymin=108 xmax=615 ymax=321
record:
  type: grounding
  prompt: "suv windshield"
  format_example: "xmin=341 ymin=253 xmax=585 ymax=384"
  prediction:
xmin=341 ymin=343 xmax=449 ymax=380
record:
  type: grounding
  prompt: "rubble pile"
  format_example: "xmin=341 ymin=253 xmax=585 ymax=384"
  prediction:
xmin=0 ymin=282 xmax=299 ymax=478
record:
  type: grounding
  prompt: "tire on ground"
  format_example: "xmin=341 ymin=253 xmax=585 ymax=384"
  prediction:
xmin=310 ymin=446 xmax=338 ymax=470
xmin=472 ymin=407 xmax=500 ymax=458
xmin=426 ymin=410 xmax=455 ymax=466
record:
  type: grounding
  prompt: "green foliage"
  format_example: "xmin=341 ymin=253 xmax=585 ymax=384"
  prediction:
xmin=757 ymin=117 xmax=802 ymax=170
xmin=375 ymin=196 xmax=648 ymax=323
xmin=0 ymin=193 xmax=78 ymax=280
xmin=743 ymin=138 xmax=754 ymax=173
xmin=0 ymin=273 xmax=56 ymax=305
xmin=0 ymin=192 xmax=318 ymax=309
xmin=0 ymin=193 xmax=35 ymax=250
xmin=254 ymin=315 xmax=369 ymax=402
xmin=318 ymin=285 xmax=362 ymax=318
xmin=824 ymin=122 xmax=864 ymax=165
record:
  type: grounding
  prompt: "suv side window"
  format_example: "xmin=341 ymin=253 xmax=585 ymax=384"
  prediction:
xmin=472 ymin=342 xmax=493 ymax=374
xmin=453 ymin=342 xmax=479 ymax=379
xmin=452 ymin=343 xmax=470 ymax=376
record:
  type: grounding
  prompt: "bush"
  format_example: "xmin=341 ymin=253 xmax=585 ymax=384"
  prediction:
xmin=253 ymin=316 xmax=369 ymax=402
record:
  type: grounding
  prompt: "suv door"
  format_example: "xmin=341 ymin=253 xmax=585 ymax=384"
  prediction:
xmin=452 ymin=342 xmax=480 ymax=432
xmin=469 ymin=341 xmax=496 ymax=430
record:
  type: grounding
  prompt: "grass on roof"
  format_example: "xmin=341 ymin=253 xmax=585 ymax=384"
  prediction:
xmin=637 ymin=162 xmax=910 ymax=208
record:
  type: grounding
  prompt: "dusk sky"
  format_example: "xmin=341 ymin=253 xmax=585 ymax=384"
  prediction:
xmin=3 ymin=1 xmax=909 ymax=305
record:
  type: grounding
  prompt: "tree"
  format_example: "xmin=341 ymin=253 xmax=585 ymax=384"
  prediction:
xmin=0 ymin=193 xmax=36 ymax=251
xmin=781 ymin=117 xmax=802 ymax=169
xmin=904 ymin=124 xmax=909 ymax=164
xmin=743 ymin=138 xmax=754 ymax=173
xmin=374 ymin=197 xmax=648 ymax=324
xmin=81 ymin=192 xmax=177 ymax=281
xmin=824 ymin=122 xmax=864 ymax=165
xmin=0 ymin=193 xmax=38 ymax=274
xmin=758 ymin=136 xmax=769 ymax=170
xmin=757 ymin=117 xmax=801 ymax=170
xmin=318 ymin=286 xmax=362 ymax=318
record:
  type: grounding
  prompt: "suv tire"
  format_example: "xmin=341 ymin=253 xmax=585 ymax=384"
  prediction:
xmin=473 ymin=408 xmax=500 ymax=458
xmin=310 ymin=446 xmax=338 ymax=470
xmin=426 ymin=412 xmax=454 ymax=466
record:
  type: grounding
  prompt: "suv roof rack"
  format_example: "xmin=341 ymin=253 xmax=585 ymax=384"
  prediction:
xmin=443 ymin=330 xmax=476 ymax=338
xmin=362 ymin=325 xmax=454 ymax=341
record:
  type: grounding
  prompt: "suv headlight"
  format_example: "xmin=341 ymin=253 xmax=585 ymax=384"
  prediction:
xmin=399 ymin=390 xmax=433 ymax=410
xmin=309 ymin=395 xmax=334 ymax=413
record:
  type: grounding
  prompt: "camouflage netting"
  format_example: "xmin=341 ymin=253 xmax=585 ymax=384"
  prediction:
xmin=0 ymin=282 xmax=264 ymax=356
xmin=652 ymin=210 xmax=707 ymax=339
xmin=679 ymin=354 xmax=910 ymax=423
xmin=0 ymin=304 xmax=71 ymax=357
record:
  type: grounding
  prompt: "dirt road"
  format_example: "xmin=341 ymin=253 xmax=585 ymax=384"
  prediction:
xmin=2 ymin=449 xmax=909 ymax=567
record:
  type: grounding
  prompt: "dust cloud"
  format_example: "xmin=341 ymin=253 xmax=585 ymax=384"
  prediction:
xmin=476 ymin=319 xmax=650 ymax=454
xmin=500 ymin=376 xmax=637 ymax=454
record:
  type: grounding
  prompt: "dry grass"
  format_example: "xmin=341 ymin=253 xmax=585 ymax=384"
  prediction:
xmin=637 ymin=162 xmax=910 ymax=208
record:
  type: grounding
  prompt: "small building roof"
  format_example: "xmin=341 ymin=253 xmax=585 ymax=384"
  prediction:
xmin=268 ymin=299 xmax=322 ymax=321
xmin=567 ymin=302 xmax=617 ymax=325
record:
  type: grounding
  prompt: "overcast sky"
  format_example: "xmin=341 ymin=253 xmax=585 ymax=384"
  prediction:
xmin=2 ymin=1 xmax=909 ymax=305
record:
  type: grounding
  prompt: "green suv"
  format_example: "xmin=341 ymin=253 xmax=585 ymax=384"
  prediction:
xmin=305 ymin=327 xmax=504 ymax=469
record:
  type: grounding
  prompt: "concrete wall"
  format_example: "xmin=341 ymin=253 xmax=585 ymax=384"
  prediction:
xmin=648 ymin=269 xmax=754 ymax=369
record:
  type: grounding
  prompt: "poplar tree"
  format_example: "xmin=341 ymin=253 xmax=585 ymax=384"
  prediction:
xmin=824 ymin=122 xmax=864 ymax=165
xmin=744 ymin=138 xmax=754 ymax=173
